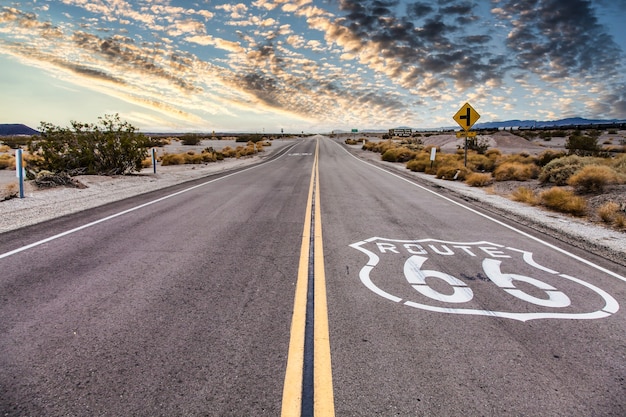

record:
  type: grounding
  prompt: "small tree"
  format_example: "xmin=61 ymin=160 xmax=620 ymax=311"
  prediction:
xmin=29 ymin=114 xmax=150 ymax=175
xmin=565 ymin=131 xmax=600 ymax=156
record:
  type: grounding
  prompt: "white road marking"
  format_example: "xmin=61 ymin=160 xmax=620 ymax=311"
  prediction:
xmin=335 ymin=141 xmax=626 ymax=283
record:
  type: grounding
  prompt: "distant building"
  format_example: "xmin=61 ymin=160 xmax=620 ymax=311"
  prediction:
xmin=388 ymin=128 xmax=412 ymax=137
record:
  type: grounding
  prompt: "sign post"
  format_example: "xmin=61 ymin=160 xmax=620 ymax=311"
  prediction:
xmin=453 ymin=102 xmax=480 ymax=167
xmin=151 ymin=148 xmax=157 ymax=174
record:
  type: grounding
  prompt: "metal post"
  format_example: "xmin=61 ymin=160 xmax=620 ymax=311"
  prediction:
xmin=16 ymin=149 xmax=24 ymax=198
xmin=152 ymin=148 xmax=157 ymax=174
xmin=464 ymin=132 xmax=468 ymax=167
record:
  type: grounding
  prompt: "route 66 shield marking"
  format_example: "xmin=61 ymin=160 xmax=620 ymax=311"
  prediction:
xmin=349 ymin=237 xmax=619 ymax=322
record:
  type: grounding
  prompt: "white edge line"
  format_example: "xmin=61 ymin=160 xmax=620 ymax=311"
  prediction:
xmin=0 ymin=143 xmax=300 ymax=260
xmin=335 ymin=141 xmax=626 ymax=283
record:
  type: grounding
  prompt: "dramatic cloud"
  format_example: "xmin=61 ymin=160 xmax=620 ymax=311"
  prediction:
xmin=0 ymin=0 xmax=625 ymax=131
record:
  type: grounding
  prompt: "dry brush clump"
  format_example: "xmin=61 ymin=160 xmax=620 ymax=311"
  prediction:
xmin=567 ymin=165 xmax=622 ymax=193
xmin=1 ymin=183 xmax=19 ymax=201
xmin=0 ymin=153 xmax=16 ymax=170
xmin=465 ymin=172 xmax=493 ymax=187
xmin=510 ymin=186 xmax=540 ymax=205
xmin=493 ymin=162 xmax=539 ymax=181
xmin=596 ymin=202 xmax=626 ymax=228
xmin=539 ymin=187 xmax=587 ymax=216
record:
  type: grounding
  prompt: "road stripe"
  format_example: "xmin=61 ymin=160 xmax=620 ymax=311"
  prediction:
xmin=313 ymin=143 xmax=335 ymax=417
xmin=282 ymin=140 xmax=335 ymax=417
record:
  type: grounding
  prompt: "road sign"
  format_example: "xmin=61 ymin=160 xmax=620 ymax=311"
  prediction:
xmin=351 ymin=129 xmax=358 ymax=133
xmin=453 ymin=102 xmax=480 ymax=131
xmin=456 ymin=131 xmax=477 ymax=138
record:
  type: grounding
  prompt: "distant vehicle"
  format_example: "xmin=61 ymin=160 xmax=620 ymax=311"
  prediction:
xmin=388 ymin=128 xmax=412 ymax=137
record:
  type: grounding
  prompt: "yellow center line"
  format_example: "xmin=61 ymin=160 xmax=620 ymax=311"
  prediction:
xmin=313 ymin=141 xmax=335 ymax=417
xmin=281 ymin=139 xmax=334 ymax=417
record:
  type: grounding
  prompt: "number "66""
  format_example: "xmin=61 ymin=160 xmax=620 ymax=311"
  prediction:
xmin=404 ymin=255 xmax=571 ymax=308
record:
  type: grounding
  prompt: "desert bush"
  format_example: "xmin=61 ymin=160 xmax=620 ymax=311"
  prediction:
xmin=0 ymin=145 xmax=10 ymax=153
xmin=382 ymin=147 xmax=417 ymax=162
xmin=0 ymin=154 xmax=15 ymax=170
xmin=406 ymin=153 xmax=433 ymax=173
xmin=436 ymin=164 xmax=470 ymax=181
xmin=493 ymin=162 xmax=538 ymax=181
xmin=485 ymin=148 xmax=502 ymax=159
xmin=539 ymin=187 xmax=587 ymax=216
xmin=510 ymin=186 xmax=539 ymax=205
xmin=465 ymin=173 xmax=493 ymax=187
xmin=141 ymin=157 xmax=153 ymax=168
xmin=567 ymin=165 xmax=620 ymax=193
xmin=566 ymin=132 xmax=600 ymax=156
xmin=345 ymin=139 xmax=358 ymax=145
xmin=181 ymin=134 xmax=203 ymax=145
xmin=536 ymin=150 xmax=566 ymax=167
xmin=1 ymin=183 xmax=19 ymax=201
xmin=597 ymin=202 xmax=620 ymax=223
xmin=612 ymin=154 xmax=626 ymax=174
xmin=1 ymin=136 xmax=31 ymax=149
xmin=161 ymin=153 xmax=185 ymax=166
xmin=466 ymin=153 xmax=495 ymax=172
xmin=539 ymin=155 xmax=586 ymax=185
xmin=33 ymin=170 xmax=83 ymax=188
xmin=28 ymin=114 xmax=149 ymax=175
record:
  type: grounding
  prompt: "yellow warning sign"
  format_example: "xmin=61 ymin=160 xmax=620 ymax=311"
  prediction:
xmin=453 ymin=102 xmax=480 ymax=131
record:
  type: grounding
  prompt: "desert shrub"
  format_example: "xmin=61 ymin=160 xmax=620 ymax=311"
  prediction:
xmin=345 ymin=139 xmax=358 ymax=145
xmin=1 ymin=136 xmax=31 ymax=149
xmin=382 ymin=147 xmax=417 ymax=162
xmin=566 ymin=132 xmax=600 ymax=156
xmin=406 ymin=153 xmax=432 ymax=173
xmin=466 ymin=153 xmax=495 ymax=172
xmin=236 ymin=134 xmax=263 ymax=143
xmin=597 ymin=202 xmax=620 ymax=223
xmin=612 ymin=154 xmax=626 ymax=174
xmin=539 ymin=155 xmax=586 ymax=185
xmin=615 ymin=213 xmax=626 ymax=229
xmin=494 ymin=162 xmax=538 ymax=181
xmin=436 ymin=164 xmax=470 ymax=181
xmin=145 ymin=137 xmax=170 ymax=147
xmin=510 ymin=187 xmax=539 ymax=205
xmin=0 ymin=154 xmax=15 ymax=170
xmin=0 ymin=145 xmax=10 ymax=153
xmin=33 ymin=170 xmax=84 ymax=188
xmin=567 ymin=165 xmax=620 ymax=193
xmin=1 ymin=183 xmax=19 ymax=201
xmin=28 ymin=114 xmax=149 ymax=175
xmin=161 ymin=153 xmax=185 ymax=166
xmin=221 ymin=146 xmax=237 ymax=158
xmin=536 ymin=150 xmax=566 ymax=167
xmin=465 ymin=173 xmax=493 ymax=187
xmin=141 ymin=157 xmax=153 ymax=168
xmin=181 ymin=134 xmax=203 ymax=145
xmin=485 ymin=148 xmax=502 ymax=159
xmin=539 ymin=187 xmax=587 ymax=216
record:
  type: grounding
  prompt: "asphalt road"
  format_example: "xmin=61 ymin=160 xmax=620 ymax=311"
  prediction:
xmin=1 ymin=136 xmax=625 ymax=416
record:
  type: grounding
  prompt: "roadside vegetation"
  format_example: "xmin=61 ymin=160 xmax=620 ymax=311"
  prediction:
xmin=356 ymin=130 xmax=626 ymax=231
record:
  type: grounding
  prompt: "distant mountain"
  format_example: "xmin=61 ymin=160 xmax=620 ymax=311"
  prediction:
xmin=0 ymin=124 xmax=39 ymax=136
xmin=474 ymin=117 xmax=626 ymax=130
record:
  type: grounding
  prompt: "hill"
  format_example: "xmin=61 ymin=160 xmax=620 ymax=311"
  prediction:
xmin=0 ymin=124 xmax=39 ymax=136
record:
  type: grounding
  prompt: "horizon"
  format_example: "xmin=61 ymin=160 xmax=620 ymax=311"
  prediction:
xmin=1 ymin=1 xmax=625 ymax=132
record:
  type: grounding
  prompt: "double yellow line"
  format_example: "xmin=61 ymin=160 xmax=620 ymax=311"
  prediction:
xmin=281 ymin=140 xmax=335 ymax=417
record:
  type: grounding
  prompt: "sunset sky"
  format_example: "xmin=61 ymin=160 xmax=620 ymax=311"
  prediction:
xmin=1 ymin=0 xmax=625 ymax=133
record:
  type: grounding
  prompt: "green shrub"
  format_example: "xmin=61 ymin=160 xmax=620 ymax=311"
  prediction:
xmin=181 ymin=134 xmax=203 ymax=146
xmin=539 ymin=187 xmax=587 ymax=216
xmin=539 ymin=155 xmax=586 ymax=185
xmin=566 ymin=132 xmax=600 ymax=156
xmin=536 ymin=150 xmax=566 ymax=167
xmin=28 ymin=114 xmax=149 ymax=175
xmin=567 ymin=165 xmax=620 ymax=193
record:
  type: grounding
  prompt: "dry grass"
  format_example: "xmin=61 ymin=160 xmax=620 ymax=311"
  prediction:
xmin=0 ymin=154 xmax=16 ymax=170
xmin=493 ymin=162 xmax=538 ymax=181
xmin=597 ymin=202 xmax=620 ymax=223
xmin=539 ymin=187 xmax=587 ymax=216
xmin=465 ymin=172 xmax=493 ymax=187
xmin=510 ymin=186 xmax=540 ymax=205
xmin=567 ymin=165 xmax=621 ymax=193
xmin=1 ymin=183 xmax=19 ymax=201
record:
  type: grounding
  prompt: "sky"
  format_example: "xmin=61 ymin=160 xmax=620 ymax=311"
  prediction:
xmin=1 ymin=0 xmax=625 ymax=133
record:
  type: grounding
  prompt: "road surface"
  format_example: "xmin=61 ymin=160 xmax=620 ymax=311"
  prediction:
xmin=1 ymin=136 xmax=625 ymax=416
